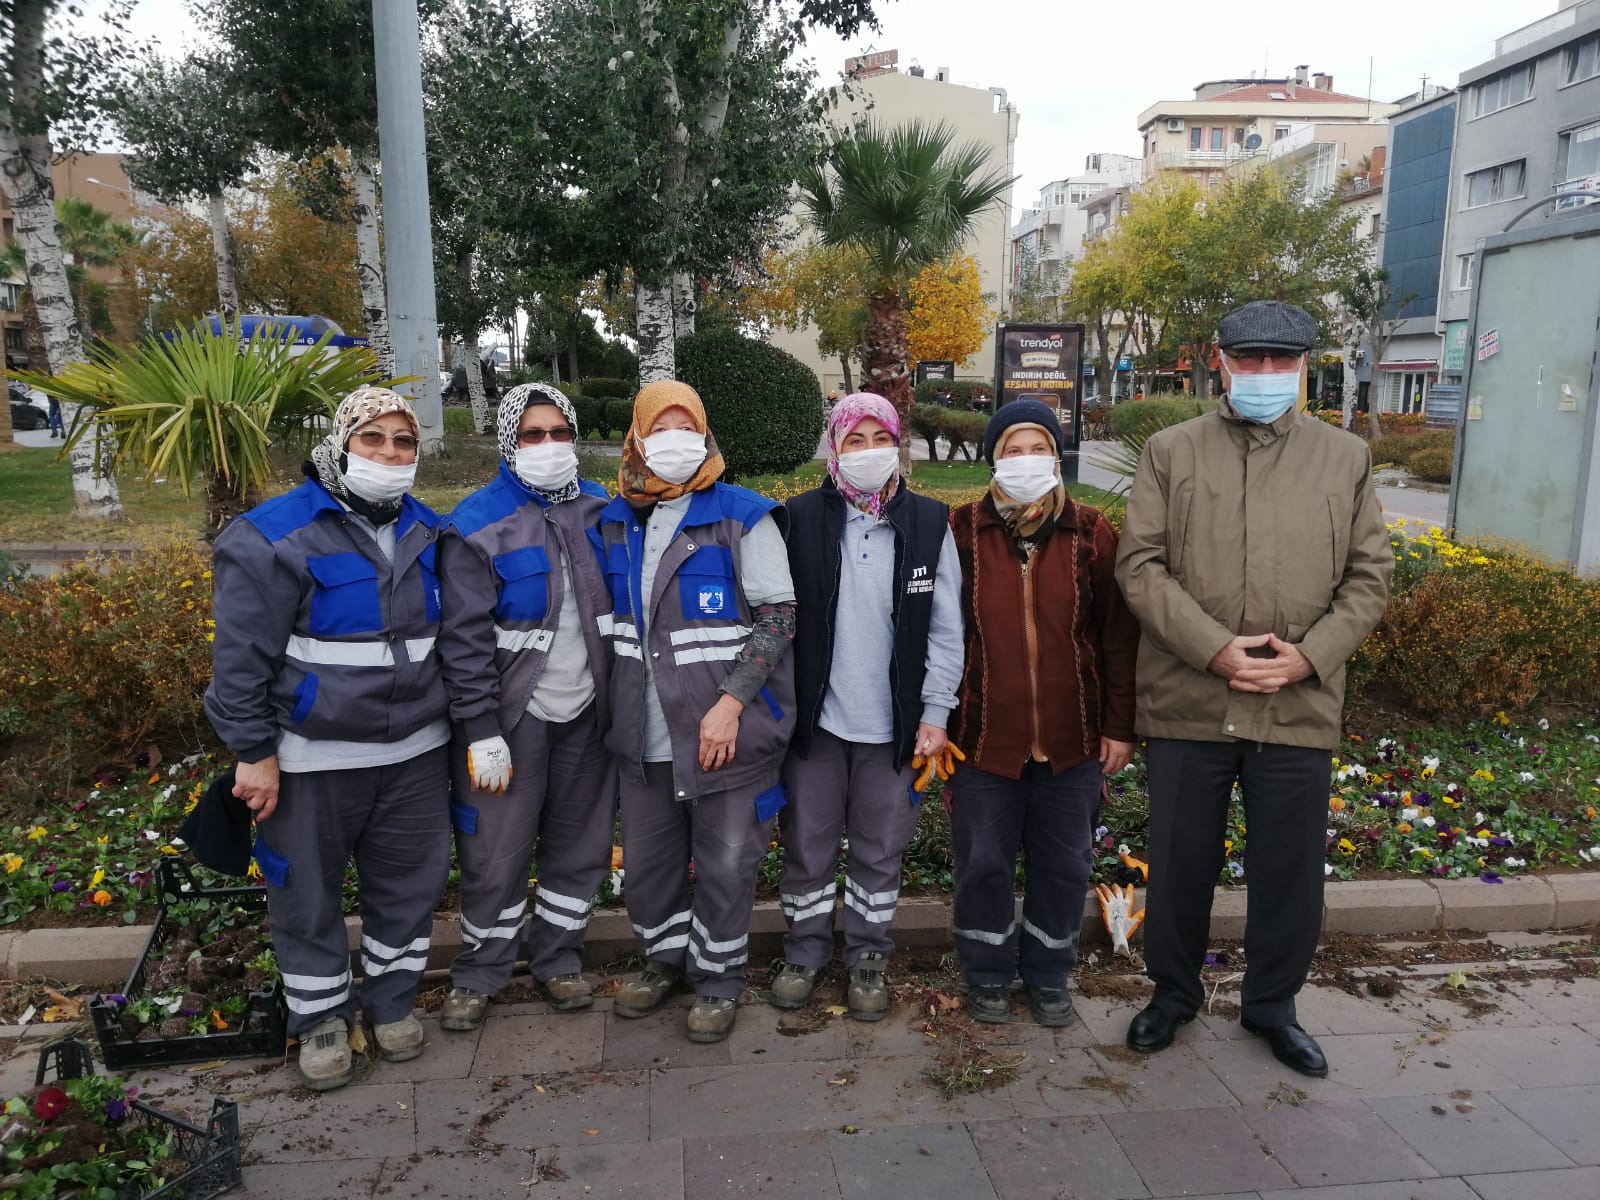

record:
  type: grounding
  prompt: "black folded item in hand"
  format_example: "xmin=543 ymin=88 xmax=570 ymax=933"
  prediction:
xmin=176 ymin=768 xmax=255 ymax=877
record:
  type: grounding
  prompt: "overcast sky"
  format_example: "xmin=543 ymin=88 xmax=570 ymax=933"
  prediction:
xmin=106 ymin=0 xmax=1556 ymax=209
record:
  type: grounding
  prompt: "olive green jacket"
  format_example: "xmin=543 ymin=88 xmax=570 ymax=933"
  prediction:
xmin=1114 ymin=400 xmax=1394 ymax=750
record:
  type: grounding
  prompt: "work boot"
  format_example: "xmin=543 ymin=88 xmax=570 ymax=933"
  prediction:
xmin=965 ymin=985 xmax=1011 ymax=1024
xmin=372 ymin=1014 xmax=425 ymax=1062
xmin=541 ymin=973 xmax=594 ymax=1013
xmin=296 ymin=1016 xmax=353 ymax=1091
xmin=846 ymin=953 xmax=889 ymax=1022
xmin=1026 ymin=985 xmax=1076 ymax=1028
xmin=439 ymin=988 xmax=490 ymax=1032
xmin=769 ymin=963 xmax=821 ymax=1009
xmin=613 ymin=963 xmax=683 ymax=1019
xmin=686 ymin=996 xmax=737 ymax=1043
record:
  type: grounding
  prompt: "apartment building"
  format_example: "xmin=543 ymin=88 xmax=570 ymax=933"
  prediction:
xmin=1440 ymin=0 xmax=1600 ymax=341
xmin=1136 ymin=66 xmax=1400 ymax=188
xmin=1010 ymin=153 xmax=1140 ymax=314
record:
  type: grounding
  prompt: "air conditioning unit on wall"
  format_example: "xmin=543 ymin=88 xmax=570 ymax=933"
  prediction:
xmin=1165 ymin=118 xmax=1185 ymax=132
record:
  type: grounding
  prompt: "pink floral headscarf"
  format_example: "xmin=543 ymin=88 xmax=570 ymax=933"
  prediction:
xmin=825 ymin=392 xmax=901 ymax=517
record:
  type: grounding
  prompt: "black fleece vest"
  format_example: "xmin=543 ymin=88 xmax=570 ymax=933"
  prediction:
xmin=785 ymin=479 xmax=949 ymax=768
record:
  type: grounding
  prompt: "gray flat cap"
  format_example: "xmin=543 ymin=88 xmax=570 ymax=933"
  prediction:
xmin=1217 ymin=300 xmax=1318 ymax=352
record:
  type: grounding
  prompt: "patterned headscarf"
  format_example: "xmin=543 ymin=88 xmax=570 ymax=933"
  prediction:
xmin=309 ymin=386 xmax=419 ymax=504
xmin=618 ymin=380 xmax=726 ymax=507
xmin=499 ymin=382 xmax=583 ymax=503
xmin=825 ymin=392 xmax=901 ymax=517
xmin=988 ymin=422 xmax=1068 ymax=542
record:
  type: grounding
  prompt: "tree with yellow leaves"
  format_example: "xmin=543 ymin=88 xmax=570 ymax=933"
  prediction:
xmin=906 ymin=253 xmax=992 ymax=368
xmin=742 ymin=243 xmax=871 ymax=390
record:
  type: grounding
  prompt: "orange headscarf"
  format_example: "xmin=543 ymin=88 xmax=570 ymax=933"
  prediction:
xmin=619 ymin=380 xmax=727 ymax=506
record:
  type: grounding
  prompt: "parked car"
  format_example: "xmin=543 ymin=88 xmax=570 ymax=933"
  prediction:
xmin=8 ymin=380 xmax=49 ymax=430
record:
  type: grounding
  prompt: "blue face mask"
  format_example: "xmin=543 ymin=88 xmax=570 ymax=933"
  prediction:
xmin=1227 ymin=371 xmax=1300 ymax=423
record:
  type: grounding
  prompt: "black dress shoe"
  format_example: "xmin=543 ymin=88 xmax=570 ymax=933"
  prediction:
xmin=1126 ymin=1003 xmax=1192 ymax=1053
xmin=1241 ymin=1016 xmax=1328 ymax=1078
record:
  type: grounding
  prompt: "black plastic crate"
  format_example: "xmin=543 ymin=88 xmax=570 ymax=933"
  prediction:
xmin=90 ymin=859 xmax=288 ymax=1069
xmin=34 ymin=1036 xmax=243 ymax=1199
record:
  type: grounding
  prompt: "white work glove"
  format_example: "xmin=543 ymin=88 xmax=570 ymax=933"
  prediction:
xmin=466 ymin=735 xmax=512 ymax=794
xmin=1095 ymin=883 xmax=1146 ymax=957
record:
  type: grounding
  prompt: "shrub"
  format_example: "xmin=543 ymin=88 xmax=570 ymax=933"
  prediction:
xmin=942 ymin=410 xmax=988 ymax=461
xmin=907 ymin=403 xmax=946 ymax=459
xmin=1370 ymin=428 xmax=1454 ymax=469
xmin=1107 ymin=397 xmax=1206 ymax=440
xmin=580 ymin=376 xmax=636 ymax=400
xmin=570 ymin=395 xmax=605 ymax=440
xmin=676 ymin=330 xmax=826 ymax=478
xmin=1408 ymin=445 xmax=1455 ymax=483
xmin=947 ymin=379 xmax=993 ymax=409
xmin=604 ymin=398 xmax=635 ymax=439
xmin=0 ymin=542 xmax=219 ymax=777
xmin=1377 ymin=412 xmax=1426 ymax=435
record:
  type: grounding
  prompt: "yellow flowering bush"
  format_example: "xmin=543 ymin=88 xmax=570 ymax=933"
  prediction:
xmin=1351 ymin=524 xmax=1600 ymax=717
xmin=0 ymin=541 xmax=217 ymax=776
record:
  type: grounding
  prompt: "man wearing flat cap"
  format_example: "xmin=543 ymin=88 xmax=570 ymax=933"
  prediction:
xmin=1114 ymin=300 xmax=1393 ymax=1077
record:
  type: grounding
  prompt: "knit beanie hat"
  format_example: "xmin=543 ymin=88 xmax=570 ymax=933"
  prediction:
xmin=981 ymin=400 xmax=1064 ymax=464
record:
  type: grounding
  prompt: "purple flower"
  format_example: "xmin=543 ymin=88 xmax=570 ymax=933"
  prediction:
xmin=105 ymin=994 xmax=127 ymax=1005
xmin=1480 ymin=870 xmax=1504 ymax=883
xmin=1432 ymin=864 xmax=1449 ymax=876
xmin=105 ymin=1097 xmax=130 ymax=1120
xmin=42 ymin=864 xmax=55 ymax=875
xmin=179 ymin=1006 xmax=199 ymax=1017
xmin=1203 ymin=954 xmax=1218 ymax=966
xmin=51 ymin=879 xmax=73 ymax=892
xmin=1414 ymin=791 xmax=1434 ymax=807
xmin=1491 ymin=836 xmax=1511 ymax=847
xmin=1365 ymin=828 xmax=1383 ymax=843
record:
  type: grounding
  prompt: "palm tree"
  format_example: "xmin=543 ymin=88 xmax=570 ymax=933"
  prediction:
xmin=17 ymin=319 xmax=395 ymax=537
xmin=797 ymin=121 xmax=1014 ymax=442
xmin=55 ymin=197 xmax=136 ymax=340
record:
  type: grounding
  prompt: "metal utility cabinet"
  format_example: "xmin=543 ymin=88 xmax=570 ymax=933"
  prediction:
xmin=1449 ymin=207 xmax=1600 ymax=574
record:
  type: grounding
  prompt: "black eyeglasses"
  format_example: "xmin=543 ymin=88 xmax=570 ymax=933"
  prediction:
xmin=351 ymin=430 xmax=420 ymax=453
xmin=517 ymin=427 xmax=576 ymax=445
xmin=1225 ymin=350 xmax=1304 ymax=370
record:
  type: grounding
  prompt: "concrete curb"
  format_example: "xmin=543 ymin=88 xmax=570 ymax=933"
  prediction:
xmin=6 ymin=874 xmax=1596 ymax=988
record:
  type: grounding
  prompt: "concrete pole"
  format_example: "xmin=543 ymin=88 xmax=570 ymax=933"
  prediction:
xmin=372 ymin=0 xmax=444 ymax=447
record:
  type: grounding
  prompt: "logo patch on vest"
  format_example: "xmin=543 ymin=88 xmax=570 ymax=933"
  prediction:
xmin=697 ymin=584 xmax=727 ymax=614
xmin=905 ymin=563 xmax=935 ymax=596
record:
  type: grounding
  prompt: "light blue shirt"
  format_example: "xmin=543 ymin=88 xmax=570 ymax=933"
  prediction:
xmin=817 ymin=512 xmax=963 ymax=744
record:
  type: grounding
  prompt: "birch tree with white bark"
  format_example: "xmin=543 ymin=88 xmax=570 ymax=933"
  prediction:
xmin=0 ymin=0 xmax=129 ymax=517
xmin=536 ymin=0 xmax=879 ymax=384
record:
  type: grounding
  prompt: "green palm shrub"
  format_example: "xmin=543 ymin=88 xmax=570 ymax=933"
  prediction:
xmin=19 ymin=319 xmax=395 ymax=537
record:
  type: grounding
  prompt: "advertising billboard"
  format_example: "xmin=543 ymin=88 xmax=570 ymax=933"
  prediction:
xmin=915 ymin=360 xmax=955 ymax=386
xmin=992 ymin=322 xmax=1084 ymax=450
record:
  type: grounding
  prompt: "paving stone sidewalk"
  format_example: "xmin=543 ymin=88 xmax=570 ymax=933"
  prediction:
xmin=6 ymin=952 xmax=1597 ymax=1200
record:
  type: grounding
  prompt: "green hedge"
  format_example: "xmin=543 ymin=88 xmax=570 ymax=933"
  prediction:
xmin=570 ymin=395 xmax=605 ymax=440
xmin=911 ymin=378 xmax=994 ymax=409
xmin=1408 ymin=445 xmax=1454 ymax=483
xmin=676 ymin=330 xmax=825 ymax=478
xmin=580 ymin=376 xmax=636 ymax=400
xmin=906 ymin=403 xmax=989 ymax=461
xmin=1107 ymin=397 xmax=1206 ymax=440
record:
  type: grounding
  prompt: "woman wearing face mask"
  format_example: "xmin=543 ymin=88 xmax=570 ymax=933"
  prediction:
xmin=770 ymin=394 xmax=963 ymax=1019
xmin=596 ymin=381 xmax=797 ymax=1044
xmin=433 ymin=383 xmax=615 ymax=1028
xmin=946 ymin=399 xmax=1140 ymax=1027
xmin=204 ymin=387 xmax=451 ymax=1091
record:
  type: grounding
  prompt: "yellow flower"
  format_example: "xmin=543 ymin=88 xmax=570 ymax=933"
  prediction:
xmin=1337 ymin=838 xmax=1358 ymax=855
xmin=158 ymin=844 xmax=179 ymax=856
xmin=179 ymin=579 xmax=194 ymax=589
xmin=1440 ymin=795 xmax=1461 ymax=807
xmin=1493 ymin=712 xmax=1510 ymax=726
xmin=1416 ymin=847 xmax=1434 ymax=858
xmin=2 ymin=854 xmax=22 ymax=873
xmin=91 ymin=868 xmax=105 ymax=887
xmin=1420 ymin=767 xmax=1435 ymax=781
xmin=1473 ymin=769 xmax=1496 ymax=782
xmin=1224 ymin=838 xmax=1234 ymax=854
xmin=96 ymin=835 xmax=108 ymax=846
xmin=246 ymin=861 xmax=264 ymax=883
xmin=26 ymin=826 xmax=47 ymax=842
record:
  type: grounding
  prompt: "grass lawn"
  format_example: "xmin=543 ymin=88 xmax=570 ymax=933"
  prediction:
xmin=1 ymin=445 xmax=1123 ymax=545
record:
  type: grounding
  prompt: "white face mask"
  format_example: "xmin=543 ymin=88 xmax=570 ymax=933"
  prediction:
xmin=342 ymin=453 xmax=416 ymax=503
xmin=992 ymin=454 xmax=1060 ymax=503
xmin=834 ymin=446 xmax=899 ymax=494
xmin=642 ymin=428 xmax=707 ymax=484
xmin=514 ymin=442 xmax=579 ymax=492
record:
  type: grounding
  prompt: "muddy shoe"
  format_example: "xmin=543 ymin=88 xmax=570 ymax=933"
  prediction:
xmin=966 ymin=985 xmax=1011 ymax=1024
xmin=297 ymin=1016 xmax=353 ymax=1091
xmin=541 ymin=973 xmax=594 ymax=1012
xmin=846 ymin=953 xmax=889 ymax=1022
xmin=686 ymin=996 xmax=737 ymax=1043
xmin=440 ymin=988 xmax=490 ymax=1032
xmin=769 ymin=963 xmax=821 ymax=1009
xmin=372 ymin=1014 xmax=425 ymax=1062
xmin=1026 ymin=985 xmax=1076 ymax=1028
xmin=614 ymin=964 xmax=683 ymax=1019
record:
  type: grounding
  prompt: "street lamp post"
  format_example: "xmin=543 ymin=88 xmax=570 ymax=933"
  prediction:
xmin=372 ymin=0 xmax=444 ymax=447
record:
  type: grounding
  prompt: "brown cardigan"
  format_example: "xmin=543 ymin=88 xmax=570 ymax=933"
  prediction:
xmin=948 ymin=495 xmax=1139 ymax=779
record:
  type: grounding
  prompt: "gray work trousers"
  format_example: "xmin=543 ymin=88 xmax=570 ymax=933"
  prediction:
xmin=449 ymin=702 xmax=616 ymax=994
xmin=779 ymin=730 xmax=920 ymax=968
xmin=252 ymin=746 xmax=451 ymax=1036
xmin=618 ymin=762 xmax=774 ymax=1000
xmin=950 ymin=758 xmax=1100 ymax=990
